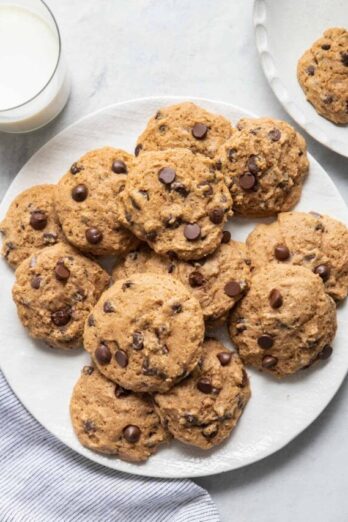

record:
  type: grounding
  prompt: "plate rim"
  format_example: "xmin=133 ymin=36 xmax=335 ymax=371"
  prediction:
xmin=253 ymin=0 xmax=348 ymax=158
xmin=1 ymin=95 xmax=348 ymax=479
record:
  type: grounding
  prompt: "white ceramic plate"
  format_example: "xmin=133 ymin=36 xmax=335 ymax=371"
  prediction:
xmin=253 ymin=0 xmax=348 ymax=157
xmin=0 ymin=96 xmax=347 ymax=479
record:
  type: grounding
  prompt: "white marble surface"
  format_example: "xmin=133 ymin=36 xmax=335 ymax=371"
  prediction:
xmin=0 ymin=1 xmax=347 ymax=520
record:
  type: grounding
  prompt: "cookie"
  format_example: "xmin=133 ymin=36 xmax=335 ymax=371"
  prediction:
xmin=216 ymin=117 xmax=309 ymax=217
xmin=135 ymin=102 xmax=234 ymax=159
xmin=0 ymin=184 xmax=66 ymax=268
xmin=54 ymin=147 xmax=139 ymax=256
xmin=117 ymin=148 xmax=232 ymax=260
xmin=84 ymin=273 xmax=205 ymax=393
xmin=70 ymin=365 xmax=169 ymax=462
xmin=246 ymin=211 xmax=348 ymax=302
xmin=228 ymin=264 xmax=337 ymax=378
xmin=113 ymin=237 xmax=250 ymax=326
xmin=12 ymin=243 xmax=109 ymax=349
xmin=297 ymin=28 xmax=348 ymax=124
xmin=153 ymin=338 xmax=250 ymax=449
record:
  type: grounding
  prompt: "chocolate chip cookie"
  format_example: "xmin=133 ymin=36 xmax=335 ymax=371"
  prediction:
xmin=70 ymin=365 xmax=169 ymax=462
xmin=135 ymin=102 xmax=234 ymax=159
xmin=228 ymin=264 xmax=337 ymax=378
xmin=153 ymin=338 xmax=250 ymax=449
xmin=12 ymin=243 xmax=109 ymax=349
xmin=297 ymin=28 xmax=348 ymax=124
xmin=117 ymin=148 xmax=232 ymax=260
xmin=54 ymin=147 xmax=139 ymax=256
xmin=84 ymin=273 xmax=205 ymax=393
xmin=216 ymin=117 xmax=309 ymax=217
xmin=246 ymin=211 xmax=348 ymax=302
xmin=113 ymin=236 xmax=250 ymax=326
xmin=0 ymin=184 xmax=66 ymax=268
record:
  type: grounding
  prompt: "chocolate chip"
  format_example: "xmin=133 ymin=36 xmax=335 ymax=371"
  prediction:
xmin=122 ymin=280 xmax=133 ymax=290
xmin=72 ymin=184 xmax=88 ymax=202
xmin=155 ymin=111 xmax=162 ymax=119
xmin=198 ymin=181 xmax=213 ymax=197
xmin=323 ymin=95 xmax=333 ymax=104
xmin=341 ymin=52 xmax=348 ymax=66
xmin=274 ymin=245 xmax=290 ymax=261
xmin=184 ymin=223 xmax=201 ymax=241
xmin=159 ymin=124 xmax=167 ymax=134
xmin=112 ymin=160 xmax=127 ymax=174
xmin=82 ymin=365 xmax=94 ymax=375
xmin=321 ymin=43 xmax=331 ymax=50
xmin=314 ymin=264 xmax=330 ymax=282
xmin=164 ymin=215 xmax=181 ymax=229
xmin=247 ymin=155 xmax=259 ymax=175
xmin=83 ymin=420 xmax=96 ymax=433
xmin=51 ymin=307 xmax=71 ymax=327
xmin=172 ymin=303 xmax=182 ymax=314
xmin=258 ymin=335 xmax=274 ymax=349
xmin=224 ymin=281 xmax=242 ymax=297
xmin=54 ymin=261 xmax=70 ymax=282
xmin=70 ymin=162 xmax=82 ymax=174
xmin=241 ymin=369 xmax=249 ymax=387
xmin=85 ymin=227 xmax=103 ymax=244
xmin=217 ymin=351 xmax=232 ymax=366
xmin=172 ymin=182 xmax=189 ymax=197
xmin=132 ymin=331 xmax=144 ymax=350
xmin=221 ymin=230 xmax=231 ymax=243
xmin=115 ymin=384 xmax=131 ymax=398
xmin=228 ymin=148 xmax=237 ymax=161
xmin=123 ymin=425 xmax=141 ymax=442
xmin=268 ymin=128 xmax=281 ymax=141
xmin=31 ymin=276 xmax=41 ymax=289
xmin=192 ymin=122 xmax=208 ymax=139
xmin=197 ymin=378 xmax=213 ymax=394
xmin=158 ymin=167 xmax=176 ymax=185
xmin=87 ymin=314 xmax=95 ymax=327
xmin=269 ymin=288 xmax=283 ymax=309
xmin=209 ymin=208 xmax=224 ymax=224
xmin=134 ymin=144 xmax=142 ymax=156
xmin=306 ymin=65 xmax=315 ymax=76
xmin=262 ymin=355 xmax=278 ymax=369
xmin=43 ymin=232 xmax=58 ymax=245
xmin=30 ymin=211 xmax=47 ymax=230
xmin=145 ymin=230 xmax=157 ymax=242
xmin=115 ymin=349 xmax=128 ymax=367
xmin=189 ymin=271 xmax=205 ymax=287
xmin=318 ymin=345 xmax=333 ymax=360
xmin=95 ymin=343 xmax=111 ymax=364
xmin=185 ymin=414 xmax=199 ymax=426
xmin=168 ymin=262 xmax=175 ymax=273
xmin=239 ymin=172 xmax=256 ymax=190
xmin=214 ymin=160 xmax=222 ymax=171
xmin=103 ymin=300 xmax=115 ymax=313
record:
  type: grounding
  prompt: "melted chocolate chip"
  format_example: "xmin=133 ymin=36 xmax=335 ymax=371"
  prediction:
xmin=112 ymin=160 xmax=127 ymax=174
xmin=321 ymin=43 xmax=331 ymax=50
xmin=43 ymin=232 xmax=58 ymax=245
xmin=87 ymin=314 xmax=95 ymax=327
xmin=115 ymin=350 xmax=128 ymax=367
xmin=192 ymin=122 xmax=208 ymax=139
xmin=172 ymin=303 xmax=182 ymax=314
xmin=72 ymin=184 xmax=88 ymax=202
xmin=268 ymin=128 xmax=281 ymax=141
xmin=30 ymin=211 xmax=47 ymax=230
xmin=306 ymin=65 xmax=315 ymax=76
xmin=103 ymin=300 xmax=115 ymax=313
xmin=95 ymin=343 xmax=112 ymax=364
xmin=241 ymin=369 xmax=249 ymax=387
xmin=184 ymin=223 xmax=201 ymax=241
xmin=172 ymin=181 xmax=189 ymax=197
xmin=197 ymin=378 xmax=213 ymax=394
xmin=31 ymin=276 xmax=41 ymax=289
xmin=55 ymin=261 xmax=70 ymax=282
xmin=341 ymin=52 xmax=348 ymax=67
xmin=123 ymin=425 xmax=141 ymax=443
xmin=85 ymin=227 xmax=103 ymax=244
xmin=115 ymin=384 xmax=131 ymax=398
xmin=221 ymin=230 xmax=231 ymax=243
xmin=132 ymin=331 xmax=144 ymax=350
xmin=83 ymin=420 xmax=96 ymax=433
xmin=189 ymin=271 xmax=205 ymax=287
xmin=51 ymin=307 xmax=72 ymax=327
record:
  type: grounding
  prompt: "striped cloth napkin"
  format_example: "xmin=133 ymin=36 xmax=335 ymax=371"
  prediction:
xmin=0 ymin=372 xmax=219 ymax=522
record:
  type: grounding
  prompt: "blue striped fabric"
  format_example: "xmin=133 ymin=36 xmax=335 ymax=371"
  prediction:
xmin=0 ymin=372 xmax=219 ymax=522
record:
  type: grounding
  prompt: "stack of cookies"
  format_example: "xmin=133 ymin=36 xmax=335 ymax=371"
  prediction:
xmin=1 ymin=102 xmax=347 ymax=463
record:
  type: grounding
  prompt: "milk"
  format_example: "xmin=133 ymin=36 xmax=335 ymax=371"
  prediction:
xmin=0 ymin=3 xmax=70 ymax=132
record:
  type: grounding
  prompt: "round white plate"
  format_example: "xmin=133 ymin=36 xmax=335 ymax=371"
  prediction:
xmin=0 ymin=96 xmax=347 ymax=479
xmin=253 ymin=0 xmax=348 ymax=157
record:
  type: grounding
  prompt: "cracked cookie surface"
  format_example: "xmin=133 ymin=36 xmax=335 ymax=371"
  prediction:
xmin=12 ymin=243 xmax=109 ymax=349
xmin=297 ymin=28 xmax=348 ymax=124
xmin=84 ymin=272 xmax=205 ymax=393
xmin=70 ymin=365 xmax=169 ymax=462
xmin=228 ymin=264 xmax=337 ymax=378
xmin=154 ymin=338 xmax=250 ymax=449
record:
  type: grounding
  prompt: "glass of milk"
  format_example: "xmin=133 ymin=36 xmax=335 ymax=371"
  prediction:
xmin=0 ymin=0 xmax=70 ymax=133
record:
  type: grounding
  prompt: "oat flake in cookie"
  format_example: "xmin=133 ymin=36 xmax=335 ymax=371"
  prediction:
xmin=0 ymin=184 xmax=66 ymax=268
xmin=118 ymin=148 xmax=232 ymax=260
xmin=246 ymin=211 xmax=348 ymax=302
xmin=217 ymin=117 xmax=309 ymax=217
xmin=135 ymin=102 xmax=234 ymax=159
xmin=154 ymin=338 xmax=250 ymax=449
xmin=297 ymin=28 xmax=348 ymax=124
xmin=84 ymin=273 xmax=204 ymax=393
xmin=54 ymin=147 xmax=139 ymax=256
xmin=113 ymin=239 xmax=251 ymax=327
xmin=228 ymin=265 xmax=337 ymax=378
xmin=70 ymin=365 xmax=169 ymax=462
xmin=12 ymin=243 xmax=109 ymax=349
